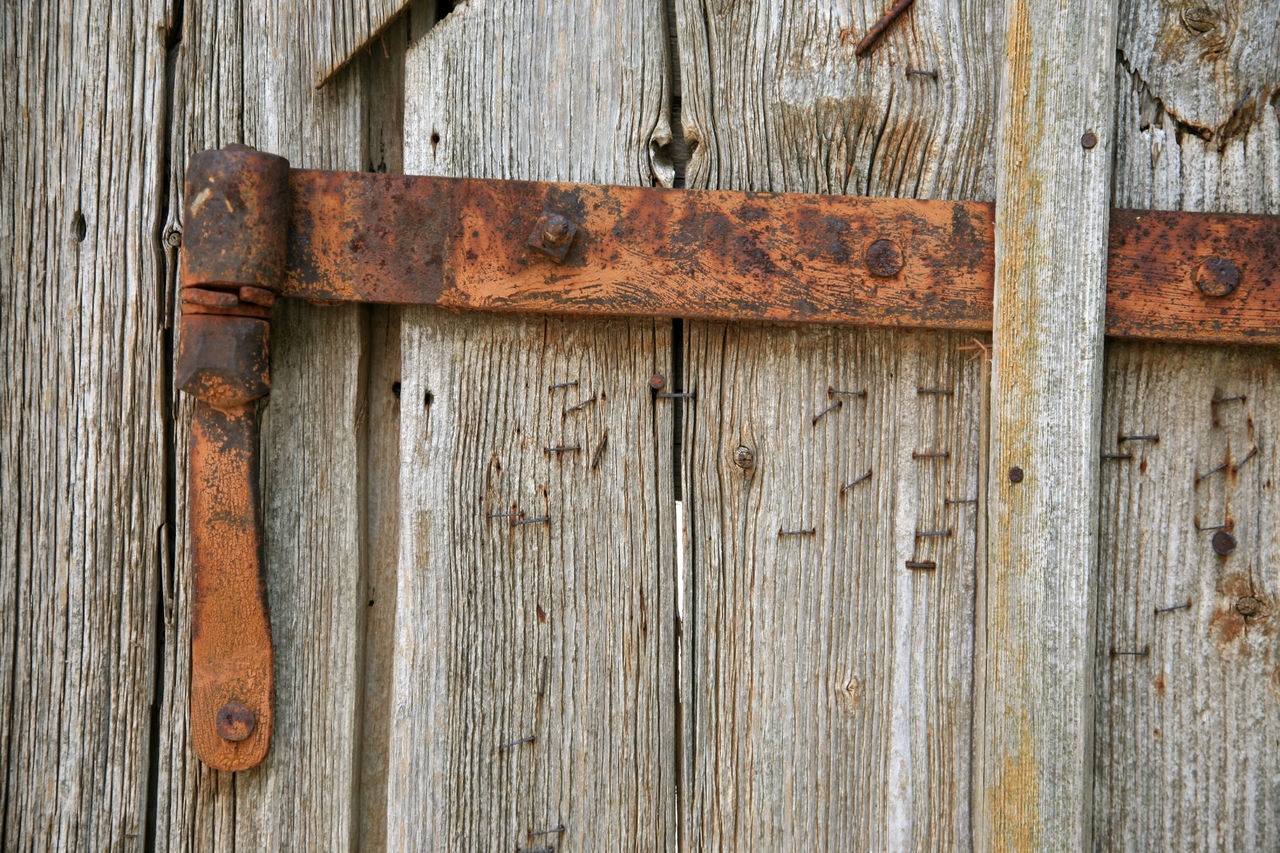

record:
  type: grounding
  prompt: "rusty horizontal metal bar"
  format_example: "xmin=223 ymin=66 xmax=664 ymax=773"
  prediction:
xmin=278 ymin=168 xmax=1280 ymax=346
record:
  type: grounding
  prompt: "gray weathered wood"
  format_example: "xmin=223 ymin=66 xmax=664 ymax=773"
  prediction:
xmin=682 ymin=325 xmax=986 ymax=848
xmin=151 ymin=1 xmax=388 ymax=848
xmin=1 ymin=1 xmax=168 ymax=846
xmin=392 ymin=0 xmax=678 ymax=848
xmin=313 ymin=0 xmax=415 ymax=89
xmin=673 ymin=0 xmax=999 ymax=846
xmin=1093 ymin=2 xmax=1280 ymax=847
xmin=977 ymin=0 xmax=1118 ymax=848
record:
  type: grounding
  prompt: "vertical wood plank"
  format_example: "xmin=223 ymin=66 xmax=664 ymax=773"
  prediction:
xmin=152 ymin=1 xmax=398 ymax=848
xmin=392 ymin=0 xmax=677 ymax=848
xmin=1093 ymin=2 xmax=1280 ymax=847
xmin=1 ymin=1 xmax=169 ymax=846
xmin=978 ymin=0 xmax=1118 ymax=848
xmin=673 ymin=0 xmax=999 ymax=846
xmin=682 ymin=326 xmax=986 ymax=848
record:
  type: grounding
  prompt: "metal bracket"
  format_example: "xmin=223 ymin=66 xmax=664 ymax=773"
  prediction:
xmin=178 ymin=144 xmax=1280 ymax=771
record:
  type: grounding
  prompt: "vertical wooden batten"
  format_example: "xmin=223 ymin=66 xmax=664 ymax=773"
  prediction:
xmin=1092 ymin=1 xmax=1280 ymax=847
xmin=674 ymin=0 xmax=998 ymax=847
xmin=391 ymin=1 xmax=678 ymax=848
xmin=978 ymin=0 xmax=1118 ymax=849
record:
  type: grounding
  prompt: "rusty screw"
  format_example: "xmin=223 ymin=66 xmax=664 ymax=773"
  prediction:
xmin=734 ymin=445 xmax=756 ymax=471
xmin=1081 ymin=131 xmax=1098 ymax=149
xmin=1194 ymin=256 xmax=1240 ymax=297
xmin=649 ymin=374 xmax=666 ymax=391
xmin=1008 ymin=466 xmax=1024 ymax=483
xmin=528 ymin=211 xmax=579 ymax=262
xmin=1211 ymin=530 xmax=1237 ymax=555
xmin=865 ymin=239 xmax=904 ymax=277
xmin=1235 ymin=596 xmax=1262 ymax=618
xmin=216 ymin=702 xmax=256 ymax=742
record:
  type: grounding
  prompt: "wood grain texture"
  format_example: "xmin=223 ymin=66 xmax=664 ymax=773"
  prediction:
xmin=1095 ymin=1 xmax=1280 ymax=846
xmin=313 ymin=0 xmax=414 ymax=89
xmin=682 ymin=325 xmax=986 ymax=848
xmin=1093 ymin=344 xmax=1280 ymax=850
xmin=977 ymin=0 xmax=1118 ymax=848
xmin=673 ymin=0 xmax=999 ymax=846
xmin=152 ymin=0 xmax=381 ymax=847
xmin=0 ymin=1 xmax=168 ymax=847
xmin=392 ymin=0 xmax=678 ymax=847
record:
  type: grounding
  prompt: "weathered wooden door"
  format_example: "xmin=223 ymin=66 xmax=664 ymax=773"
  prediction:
xmin=4 ymin=0 xmax=1277 ymax=850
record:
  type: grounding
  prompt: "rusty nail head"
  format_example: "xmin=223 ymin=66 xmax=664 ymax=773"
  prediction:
xmin=734 ymin=446 xmax=755 ymax=471
xmin=1081 ymin=131 xmax=1098 ymax=149
xmin=1211 ymin=530 xmax=1237 ymax=555
xmin=1194 ymin=256 xmax=1240 ymax=297
xmin=1008 ymin=466 xmax=1024 ymax=483
xmin=1235 ymin=596 xmax=1261 ymax=617
xmin=216 ymin=702 xmax=256 ymax=742
xmin=649 ymin=374 xmax=666 ymax=391
xmin=866 ymin=239 xmax=903 ymax=277
xmin=528 ymin=212 xmax=578 ymax=262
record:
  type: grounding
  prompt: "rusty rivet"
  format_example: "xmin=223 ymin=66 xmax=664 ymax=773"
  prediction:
xmin=865 ymin=239 xmax=904 ymax=277
xmin=216 ymin=702 xmax=256 ymax=742
xmin=528 ymin=212 xmax=578 ymax=262
xmin=734 ymin=445 xmax=755 ymax=471
xmin=1008 ymin=466 xmax=1024 ymax=483
xmin=1194 ymin=256 xmax=1240 ymax=297
xmin=649 ymin=374 xmax=666 ymax=391
xmin=1211 ymin=530 xmax=1237 ymax=555
xmin=1081 ymin=131 xmax=1098 ymax=149
xmin=1235 ymin=596 xmax=1262 ymax=618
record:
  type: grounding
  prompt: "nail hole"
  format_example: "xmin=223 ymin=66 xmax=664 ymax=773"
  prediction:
xmin=1008 ymin=466 xmax=1024 ymax=483
xmin=430 ymin=131 xmax=440 ymax=150
xmin=424 ymin=391 xmax=434 ymax=407
xmin=71 ymin=211 xmax=86 ymax=242
xmin=391 ymin=381 xmax=401 ymax=398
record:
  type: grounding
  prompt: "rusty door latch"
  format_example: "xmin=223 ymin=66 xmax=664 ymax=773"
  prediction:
xmin=177 ymin=145 xmax=1279 ymax=771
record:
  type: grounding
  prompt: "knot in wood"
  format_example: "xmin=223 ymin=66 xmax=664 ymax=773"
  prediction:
xmin=1235 ymin=596 xmax=1263 ymax=618
xmin=1180 ymin=6 xmax=1219 ymax=34
xmin=734 ymin=445 xmax=756 ymax=471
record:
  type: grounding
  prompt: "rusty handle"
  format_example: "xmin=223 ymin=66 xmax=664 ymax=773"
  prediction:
xmin=179 ymin=146 xmax=288 ymax=771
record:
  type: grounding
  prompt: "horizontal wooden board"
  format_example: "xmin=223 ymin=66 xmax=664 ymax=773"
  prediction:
xmin=271 ymin=169 xmax=1279 ymax=344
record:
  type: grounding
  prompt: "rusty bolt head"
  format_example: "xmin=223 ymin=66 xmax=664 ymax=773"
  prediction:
xmin=1194 ymin=256 xmax=1240 ymax=297
xmin=865 ymin=239 xmax=904 ymax=277
xmin=1008 ymin=466 xmax=1024 ymax=484
xmin=1211 ymin=530 xmax=1237 ymax=555
xmin=649 ymin=374 xmax=667 ymax=391
xmin=734 ymin=446 xmax=756 ymax=471
xmin=1236 ymin=596 xmax=1262 ymax=618
xmin=528 ymin=212 xmax=578 ymax=262
xmin=216 ymin=702 xmax=256 ymax=742
xmin=1081 ymin=131 xmax=1098 ymax=149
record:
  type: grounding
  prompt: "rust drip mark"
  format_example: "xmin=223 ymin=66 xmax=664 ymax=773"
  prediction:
xmin=855 ymin=0 xmax=916 ymax=57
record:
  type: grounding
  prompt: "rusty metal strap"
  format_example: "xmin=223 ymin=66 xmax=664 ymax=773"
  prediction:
xmin=278 ymin=168 xmax=1280 ymax=346
xmin=177 ymin=146 xmax=1280 ymax=774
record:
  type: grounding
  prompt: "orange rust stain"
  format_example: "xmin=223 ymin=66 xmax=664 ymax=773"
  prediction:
xmin=1153 ymin=673 xmax=1166 ymax=696
xmin=985 ymin=715 xmax=1042 ymax=853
